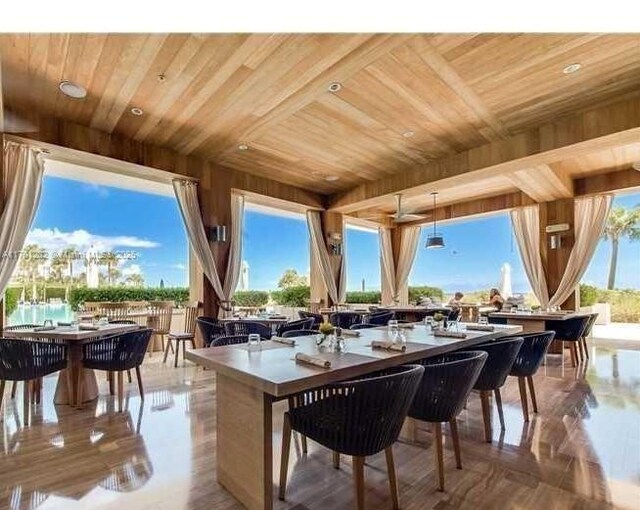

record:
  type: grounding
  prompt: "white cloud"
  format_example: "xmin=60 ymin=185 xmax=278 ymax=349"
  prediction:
xmin=121 ymin=264 xmax=142 ymax=276
xmin=171 ymin=263 xmax=186 ymax=270
xmin=82 ymin=183 xmax=109 ymax=198
xmin=26 ymin=228 xmax=160 ymax=252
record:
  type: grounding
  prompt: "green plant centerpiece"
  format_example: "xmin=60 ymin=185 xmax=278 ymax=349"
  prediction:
xmin=432 ymin=312 xmax=445 ymax=330
xmin=317 ymin=321 xmax=335 ymax=346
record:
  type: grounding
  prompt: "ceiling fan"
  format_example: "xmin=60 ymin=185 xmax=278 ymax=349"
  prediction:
xmin=388 ymin=194 xmax=427 ymax=223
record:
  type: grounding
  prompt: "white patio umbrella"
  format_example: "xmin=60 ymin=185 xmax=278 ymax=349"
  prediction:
xmin=499 ymin=262 xmax=512 ymax=298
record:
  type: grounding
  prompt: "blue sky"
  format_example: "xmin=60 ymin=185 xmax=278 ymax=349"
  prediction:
xmin=27 ymin=175 xmax=640 ymax=292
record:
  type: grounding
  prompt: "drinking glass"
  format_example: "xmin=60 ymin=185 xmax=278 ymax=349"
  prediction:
xmin=247 ymin=333 xmax=261 ymax=351
xmin=388 ymin=319 xmax=399 ymax=336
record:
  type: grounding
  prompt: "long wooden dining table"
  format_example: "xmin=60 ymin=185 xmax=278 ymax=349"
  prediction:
xmin=4 ymin=323 xmax=140 ymax=406
xmin=186 ymin=322 xmax=522 ymax=510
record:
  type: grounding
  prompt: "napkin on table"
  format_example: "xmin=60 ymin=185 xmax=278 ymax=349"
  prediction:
xmin=271 ymin=336 xmax=296 ymax=346
xmin=466 ymin=324 xmax=495 ymax=332
xmin=433 ymin=330 xmax=467 ymax=339
xmin=371 ymin=340 xmax=406 ymax=352
xmin=294 ymin=352 xmax=331 ymax=369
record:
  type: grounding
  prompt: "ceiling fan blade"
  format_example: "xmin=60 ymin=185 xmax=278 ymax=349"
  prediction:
xmin=393 ymin=214 xmax=427 ymax=223
xmin=1 ymin=108 xmax=38 ymax=133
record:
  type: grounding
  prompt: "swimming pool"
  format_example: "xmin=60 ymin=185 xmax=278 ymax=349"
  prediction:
xmin=8 ymin=303 xmax=75 ymax=326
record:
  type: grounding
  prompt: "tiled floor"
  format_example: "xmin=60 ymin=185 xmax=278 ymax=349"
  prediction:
xmin=1 ymin=337 xmax=639 ymax=510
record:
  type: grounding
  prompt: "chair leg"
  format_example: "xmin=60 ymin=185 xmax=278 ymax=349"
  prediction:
xmin=385 ymin=446 xmax=399 ymax=510
xmin=301 ymin=434 xmax=308 ymax=454
xmin=127 ymin=370 xmax=132 ymax=384
xmin=568 ymin=342 xmax=577 ymax=367
xmin=333 ymin=451 xmax=340 ymax=469
xmin=117 ymin=371 xmax=124 ymax=412
xmin=480 ymin=391 xmax=492 ymax=443
xmin=11 ymin=381 xmax=17 ymax=399
xmin=182 ymin=340 xmax=187 ymax=364
xmin=352 ymin=455 xmax=366 ymax=510
xmin=0 ymin=380 xmax=5 ymax=412
xmin=278 ymin=413 xmax=292 ymax=501
xmin=135 ymin=366 xmax=144 ymax=400
xmin=526 ymin=376 xmax=538 ymax=413
xmin=433 ymin=421 xmax=445 ymax=491
xmin=494 ymin=388 xmax=505 ymax=430
xmin=162 ymin=338 xmax=172 ymax=364
xmin=76 ymin=367 xmax=85 ymax=409
xmin=108 ymin=371 xmax=115 ymax=395
xmin=582 ymin=336 xmax=590 ymax=359
xmin=518 ymin=376 xmax=529 ymax=422
xmin=174 ymin=339 xmax=180 ymax=368
xmin=449 ymin=418 xmax=462 ymax=469
xmin=23 ymin=380 xmax=31 ymax=427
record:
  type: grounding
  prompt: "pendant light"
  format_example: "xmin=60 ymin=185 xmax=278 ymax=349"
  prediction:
xmin=425 ymin=192 xmax=445 ymax=249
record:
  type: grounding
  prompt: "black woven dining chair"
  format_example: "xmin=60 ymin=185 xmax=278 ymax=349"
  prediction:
xmin=281 ymin=330 xmax=318 ymax=338
xmin=224 ymin=320 xmax=272 ymax=339
xmin=329 ymin=311 xmax=362 ymax=329
xmin=508 ymin=331 xmax=555 ymax=422
xmin=0 ymin=338 xmax=67 ymax=426
xmin=350 ymin=323 xmax=379 ymax=330
xmin=3 ymin=324 xmax=48 ymax=401
xmin=447 ymin=308 xmax=461 ymax=322
xmin=196 ymin=317 xmax=225 ymax=347
xmin=279 ymin=364 xmax=424 ymax=510
xmin=366 ymin=311 xmax=394 ymax=326
xmin=298 ymin=310 xmax=323 ymax=329
xmin=408 ymin=351 xmax=488 ymax=491
xmin=579 ymin=313 xmax=598 ymax=361
xmin=277 ymin=318 xmax=315 ymax=336
xmin=80 ymin=329 xmax=152 ymax=411
xmin=210 ymin=334 xmax=250 ymax=347
xmin=463 ymin=337 xmax=524 ymax=442
xmin=546 ymin=316 xmax=591 ymax=367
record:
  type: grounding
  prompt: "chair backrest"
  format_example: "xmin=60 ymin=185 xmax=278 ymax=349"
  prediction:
xmin=281 ymin=329 xmax=319 ymax=338
xmin=509 ymin=331 xmax=556 ymax=377
xmin=210 ymin=334 xmax=250 ymax=347
xmin=298 ymin=310 xmax=323 ymax=328
xmin=224 ymin=320 xmax=272 ymax=339
xmin=277 ymin=318 xmax=314 ymax=336
xmin=447 ymin=308 xmax=461 ymax=322
xmin=0 ymin=338 xmax=68 ymax=381
xmin=83 ymin=301 xmax=101 ymax=313
xmin=291 ymin=364 xmax=424 ymax=457
xmin=409 ymin=350 xmax=488 ymax=423
xmin=196 ymin=317 xmax=225 ymax=347
xmin=366 ymin=311 xmax=394 ymax=326
xmin=546 ymin=316 xmax=590 ymax=342
xmin=97 ymin=302 xmax=130 ymax=320
xmin=350 ymin=323 xmax=379 ymax=330
xmin=148 ymin=301 xmax=175 ymax=334
xmin=583 ymin=313 xmax=599 ymax=338
xmin=4 ymin=323 xmax=42 ymax=331
xmin=181 ymin=301 xmax=201 ymax=335
xmin=467 ymin=337 xmax=524 ymax=391
xmin=82 ymin=329 xmax=153 ymax=371
xmin=329 ymin=311 xmax=362 ymax=329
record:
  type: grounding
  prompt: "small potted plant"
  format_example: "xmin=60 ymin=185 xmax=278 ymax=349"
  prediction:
xmin=317 ymin=321 xmax=335 ymax=346
xmin=432 ymin=312 xmax=445 ymax=330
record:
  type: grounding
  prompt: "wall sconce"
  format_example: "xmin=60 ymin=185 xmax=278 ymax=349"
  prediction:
xmin=208 ymin=225 xmax=227 ymax=242
xmin=549 ymin=234 xmax=562 ymax=250
xmin=328 ymin=232 xmax=343 ymax=256
xmin=545 ymin=223 xmax=570 ymax=251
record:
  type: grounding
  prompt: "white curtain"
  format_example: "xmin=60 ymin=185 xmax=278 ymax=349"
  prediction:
xmin=172 ymin=179 xmax=225 ymax=301
xmin=306 ymin=210 xmax=346 ymax=304
xmin=0 ymin=142 xmax=45 ymax=297
xmin=548 ymin=194 xmax=612 ymax=308
xmin=222 ymin=193 xmax=245 ymax=300
xmin=510 ymin=205 xmax=550 ymax=307
xmin=379 ymin=225 xmax=421 ymax=305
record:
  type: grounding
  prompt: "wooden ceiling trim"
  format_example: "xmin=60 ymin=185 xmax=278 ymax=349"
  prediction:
xmin=507 ymin=164 xmax=573 ymax=202
xmin=574 ymin=168 xmax=640 ymax=197
xmin=328 ymin=96 xmax=640 ymax=213
xmin=407 ymin=36 xmax=509 ymax=141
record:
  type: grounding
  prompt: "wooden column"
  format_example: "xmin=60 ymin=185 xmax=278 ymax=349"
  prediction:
xmin=310 ymin=211 xmax=344 ymax=308
xmin=0 ymin=135 xmax=4 ymax=329
xmin=539 ymin=198 xmax=576 ymax=310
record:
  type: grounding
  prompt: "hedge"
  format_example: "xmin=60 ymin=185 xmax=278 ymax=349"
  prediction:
xmin=408 ymin=286 xmax=444 ymax=303
xmin=271 ymin=286 xmax=310 ymax=307
xmin=68 ymin=287 xmax=189 ymax=311
xmin=4 ymin=287 xmax=19 ymax=316
xmin=233 ymin=290 xmax=269 ymax=307
xmin=345 ymin=291 xmax=381 ymax=304
xmin=579 ymin=284 xmax=598 ymax=307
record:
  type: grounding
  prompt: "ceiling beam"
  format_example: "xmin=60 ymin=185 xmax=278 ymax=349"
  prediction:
xmin=507 ymin=164 xmax=574 ymax=202
xmin=574 ymin=167 xmax=640 ymax=197
xmin=327 ymin=96 xmax=640 ymax=213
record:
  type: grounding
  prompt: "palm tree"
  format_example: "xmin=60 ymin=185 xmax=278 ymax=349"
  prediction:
xmin=19 ymin=244 xmax=47 ymax=302
xmin=59 ymin=247 xmax=80 ymax=301
xmin=99 ymin=251 xmax=120 ymax=286
xmin=602 ymin=206 xmax=640 ymax=289
xmin=125 ymin=273 xmax=145 ymax=288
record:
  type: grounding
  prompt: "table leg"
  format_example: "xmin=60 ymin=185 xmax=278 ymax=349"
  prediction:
xmin=54 ymin=343 xmax=99 ymax=405
xmin=216 ymin=374 xmax=273 ymax=510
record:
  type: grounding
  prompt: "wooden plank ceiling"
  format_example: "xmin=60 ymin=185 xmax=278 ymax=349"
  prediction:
xmin=1 ymin=33 xmax=640 ymax=214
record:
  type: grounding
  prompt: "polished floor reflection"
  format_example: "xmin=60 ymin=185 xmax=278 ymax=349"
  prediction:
xmin=1 ymin=338 xmax=639 ymax=510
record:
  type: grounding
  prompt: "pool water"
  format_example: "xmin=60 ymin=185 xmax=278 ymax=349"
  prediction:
xmin=8 ymin=303 xmax=75 ymax=326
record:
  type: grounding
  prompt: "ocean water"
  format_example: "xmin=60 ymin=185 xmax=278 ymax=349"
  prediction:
xmin=8 ymin=303 xmax=75 ymax=326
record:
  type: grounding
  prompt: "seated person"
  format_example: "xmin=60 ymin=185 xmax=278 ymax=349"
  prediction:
xmin=448 ymin=292 xmax=464 ymax=308
xmin=488 ymin=288 xmax=505 ymax=311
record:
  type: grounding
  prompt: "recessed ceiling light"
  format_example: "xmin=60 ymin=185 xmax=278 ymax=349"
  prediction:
xmin=328 ymin=82 xmax=342 ymax=93
xmin=58 ymin=80 xmax=87 ymax=99
xmin=325 ymin=175 xmax=339 ymax=182
xmin=402 ymin=130 xmax=415 ymax=138
xmin=157 ymin=73 xmax=167 ymax=82
xmin=562 ymin=63 xmax=582 ymax=74
xmin=238 ymin=143 xmax=249 ymax=151
xmin=130 ymin=107 xmax=144 ymax=116
xmin=632 ymin=161 xmax=640 ymax=171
